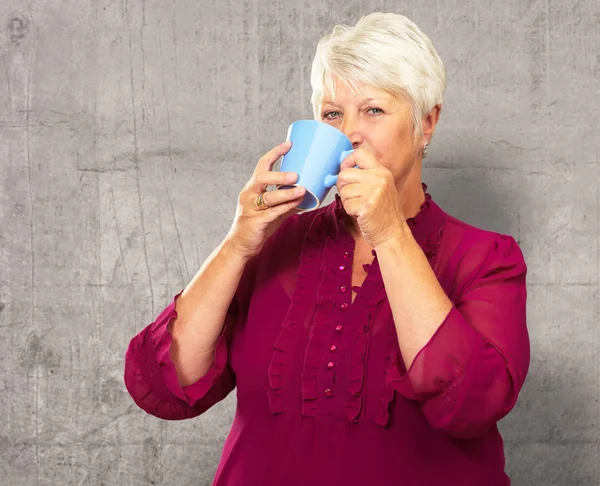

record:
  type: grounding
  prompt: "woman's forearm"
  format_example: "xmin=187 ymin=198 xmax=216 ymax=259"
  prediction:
xmin=167 ymin=239 xmax=251 ymax=387
xmin=374 ymin=224 xmax=453 ymax=369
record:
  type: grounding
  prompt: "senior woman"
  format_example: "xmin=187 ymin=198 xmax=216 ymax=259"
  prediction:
xmin=124 ymin=12 xmax=529 ymax=486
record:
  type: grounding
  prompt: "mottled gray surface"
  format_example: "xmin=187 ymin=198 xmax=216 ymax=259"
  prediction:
xmin=0 ymin=0 xmax=597 ymax=485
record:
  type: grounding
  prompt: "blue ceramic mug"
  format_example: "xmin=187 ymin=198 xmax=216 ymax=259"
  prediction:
xmin=276 ymin=120 xmax=356 ymax=210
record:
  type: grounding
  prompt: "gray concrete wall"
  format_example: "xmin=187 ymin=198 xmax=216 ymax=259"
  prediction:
xmin=0 ymin=0 xmax=597 ymax=484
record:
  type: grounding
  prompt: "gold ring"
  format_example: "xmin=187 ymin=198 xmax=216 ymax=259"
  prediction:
xmin=255 ymin=191 xmax=269 ymax=209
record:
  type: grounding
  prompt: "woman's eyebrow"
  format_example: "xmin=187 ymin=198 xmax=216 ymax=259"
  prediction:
xmin=322 ymin=97 xmax=383 ymax=106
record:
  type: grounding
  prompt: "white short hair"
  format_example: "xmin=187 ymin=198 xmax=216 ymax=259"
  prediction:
xmin=310 ymin=12 xmax=447 ymax=138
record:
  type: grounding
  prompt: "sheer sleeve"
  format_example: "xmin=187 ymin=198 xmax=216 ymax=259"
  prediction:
xmin=386 ymin=234 xmax=530 ymax=439
xmin=124 ymin=253 xmax=259 ymax=421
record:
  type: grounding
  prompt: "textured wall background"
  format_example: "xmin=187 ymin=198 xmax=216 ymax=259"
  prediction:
xmin=0 ymin=0 xmax=598 ymax=485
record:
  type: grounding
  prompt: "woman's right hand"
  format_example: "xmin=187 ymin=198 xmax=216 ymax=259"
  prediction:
xmin=225 ymin=141 xmax=306 ymax=260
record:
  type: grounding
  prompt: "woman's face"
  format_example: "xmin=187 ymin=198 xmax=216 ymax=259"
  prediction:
xmin=318 ymin=77 xmax=432 ymax=187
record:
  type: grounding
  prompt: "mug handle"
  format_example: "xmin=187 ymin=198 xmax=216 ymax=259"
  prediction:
xmin=323 ymin=149 xmax=357 ymax=188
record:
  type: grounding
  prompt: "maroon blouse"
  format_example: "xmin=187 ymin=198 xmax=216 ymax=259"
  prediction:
xmin=124 ymin=183 xmax=529 ymax=486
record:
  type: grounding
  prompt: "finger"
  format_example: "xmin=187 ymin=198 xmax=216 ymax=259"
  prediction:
xmin=338 ymin=183 xmax=362 ymax=201
xmin=254 ymin=169 xmax=298 ymax=189
xmin=264 ymin=193 xmax=306 ymax=219
xmin=256 ymin=141 xmax=293 ymax=173
xmin=258 ymin=186 xmax=305 ymax=209
xmin=340 ymin=147 xmax=378 ymax=171
xmin=339 ymin=154 xmax=356 ymax=171
xmin=336 ymin=167 xmax=366 ymax=187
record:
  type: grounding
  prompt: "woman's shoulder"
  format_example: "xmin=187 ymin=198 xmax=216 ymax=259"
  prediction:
xmin=443 ymin=210 xmax=511 ymax=239
xmin=440 ymin=209 xmax=525 ymax=266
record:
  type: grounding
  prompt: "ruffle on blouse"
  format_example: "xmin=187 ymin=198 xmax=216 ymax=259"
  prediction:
xmin=301 ymin=295 xmax=336 ymax=415
xmin=419 ymin=224 xmax=444 ymax=259
xmin=147 ymin=290 xmax=231 ymax=407
xmin=312 ymin=234 xmax=391 ymax=423
xmin=373 ymin=316 xmax=400 ymax=427
xmin=405 ymin=184 xmax=433 ymax=228
xmin=267 ymin=209 xmax=330 ymax=415
xmin=301 ymin=233 xmax=348 ymax=415
xmin=346 ymin=279 xmax=388 ymax=423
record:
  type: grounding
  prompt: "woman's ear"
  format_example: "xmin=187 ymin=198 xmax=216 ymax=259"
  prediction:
xmin=422 ymin=104 xmax=442 ymax=143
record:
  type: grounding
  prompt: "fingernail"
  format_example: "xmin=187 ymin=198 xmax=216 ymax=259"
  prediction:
xmin=294 ymin=187 xmax=304 ymax=195
xmin=285 ymin=172 xmax=297 ymax=181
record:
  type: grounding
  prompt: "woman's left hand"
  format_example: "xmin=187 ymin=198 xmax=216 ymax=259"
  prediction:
xmin=336 ymin=148 xmax=406 ymax=248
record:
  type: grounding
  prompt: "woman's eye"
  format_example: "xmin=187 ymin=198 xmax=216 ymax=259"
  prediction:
xmin=323 ymin=111 xmax=341 ymax=120
xmin=323 ymin=108 xmax=382 ymax=120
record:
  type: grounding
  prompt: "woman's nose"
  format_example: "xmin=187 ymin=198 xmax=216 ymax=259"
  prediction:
xmin=340 ymin=118 xmax=358 ymax=142
xmin=340 ymin=120 xmax=362 ymax=146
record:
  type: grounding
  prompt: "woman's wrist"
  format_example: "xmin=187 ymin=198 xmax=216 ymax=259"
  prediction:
xmin=221 ymin=237 xmax=255 ymax=265
xmin=373 ymin=220 xmax=413 ymax=252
